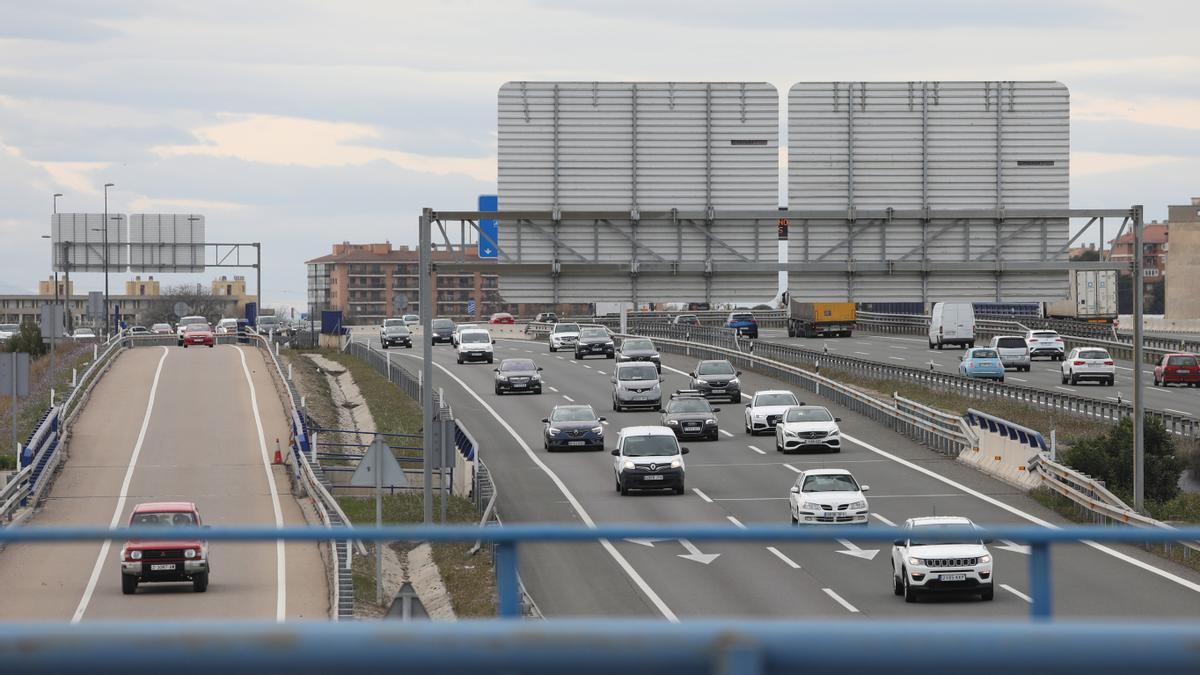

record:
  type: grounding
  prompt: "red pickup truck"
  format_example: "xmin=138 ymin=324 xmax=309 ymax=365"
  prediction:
xmin=121 ymin=502 xmax=210 ymax=594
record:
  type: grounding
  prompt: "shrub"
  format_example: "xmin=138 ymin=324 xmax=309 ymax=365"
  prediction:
xmin=1063 ymin=416 xmax=1183 ymax=503
xmin=4 ymin=323 xmax=47 ymax=357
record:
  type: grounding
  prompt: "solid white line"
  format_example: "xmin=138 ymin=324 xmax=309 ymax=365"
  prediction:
xmin=822 ymin=588 xmax=860 ymax=613
xmin=555 ymin=356 xmax=563 ymax=360
xmin=719 ymin=429 xmax=734 ymax=438
xmin=854 ymin=351 xmax=870 ymax=355
xmin=399 ymin=353 xmax=678 ymax=621
xmin=1008 ymin=377 xmax=1028 ymax=382
xmin=888 ymin=356 xmax=907 ymax=361
xmin=73 ymin=346 xmax=170 ymax=624
xmin=236 ymin=346 xmax=287 ymax=622
xmin=562 ymin=395 xmax=575 ymax=402
xmin=726 ymin=516 xmax=746 ymax=529
xmin=1055 ymin=386 xmax=1077 ymax=392
xmin=1001 ymin=584 xmax=1032 ymax=603
xmin=766 ymin=546 xmax=802 ymax=569
xmin=870 ymin=512 xmax=897 ymax=527
xmin=841 ymin=432 xmax=1200 ymax=595
xmin=713 ymin=497 xmax=787 ymax=501
xmin=747 ymin=445 xmax=766 ymax=455
xmin=782 ymin=463 xmax=802 ymax=473
xmin=692 ymin=488 xmax=713 ymax=503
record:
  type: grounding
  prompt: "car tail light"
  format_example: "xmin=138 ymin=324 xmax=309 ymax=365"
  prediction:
xmin=1073 ymin=360 xmax=1085 ymax=366
xmin=1104 ymin=361 xmax=1114 ymax=366
xmin=1055 ymin=338 xmax=1063 ymax=343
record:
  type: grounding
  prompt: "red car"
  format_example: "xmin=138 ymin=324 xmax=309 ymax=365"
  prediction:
xmin=182 ymin=323 xmax=214 ymax=348
xmin=1154 ymin=353 xmax=1200 ymax=387
xmin=121 ymin=502 xmax=210 ymax=594
xmin=489 ymin=312 xmax=515 ymax=325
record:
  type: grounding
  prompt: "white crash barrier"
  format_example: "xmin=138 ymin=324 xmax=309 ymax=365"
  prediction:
xmin=959 ymin=410 xmax=1046 ymax=491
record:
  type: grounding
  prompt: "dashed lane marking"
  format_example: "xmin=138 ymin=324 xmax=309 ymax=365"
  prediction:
xmin=692 ymin=488 xmax=713 ymax=503
xmin=822 ymin=588 xmax=860 ymax=613
xmin=726 ymin=515 xmax=746 ymax=529
xmin=783 ymin=464 xmax=802 ymax=473
xmin=870 ymin=513 xmax=896 ymax=526
xmin=747 ymin=445 xmax=766 ymax=455
xmin=719 ymin=429 xmax=734 ymax=438
xmin=766 ymin=547 xmax=802 ymax=570
xmin=1001 ymin=584 xmax=1032 ymax=603
xmin=562 ymin=395 xmax=575 ymax=402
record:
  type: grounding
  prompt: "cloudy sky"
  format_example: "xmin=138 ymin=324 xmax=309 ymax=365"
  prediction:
xmin=2 ymin=0 xmax=1198 ymax=308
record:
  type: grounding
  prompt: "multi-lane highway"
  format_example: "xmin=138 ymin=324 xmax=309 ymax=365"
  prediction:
xmin=759 ymin=328 xmax=1200 ymax=418
xmin=0 ymin=344 xmax=328 ymax=621
xmin=365 ymin=331 xmax=1200 ymax=620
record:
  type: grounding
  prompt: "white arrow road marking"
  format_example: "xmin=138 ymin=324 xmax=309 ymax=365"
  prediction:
xmin=836 ymin=539 xmax=880 ymax=560
xmin=766 ymin=546 xmax=802 ymax=569
xmin=677 ymin=539 xmax=720 ymax=565
xmin=624 ymin=538 xmax=671 ymax=547
xmin=996 ymin=539 xmax=1031 ymax=555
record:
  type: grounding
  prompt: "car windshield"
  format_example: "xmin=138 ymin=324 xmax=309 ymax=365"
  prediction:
xmin=152 ymin=324 xmax=170 ymax=331
xmin=996 ymin=337 xmax=1026 ymax=348
xmin=785 ymin=407 xmax=833 ymax=423
xmin=404 ymin=315 xmax=418 ymax=321
xmin=697 ymin=361 xmax=735 ymax=376
xmin=622 ymin=339 xmax=654 ymax=351
xmin=909 ymin=523 xmax=982 ymax=547
xmin=185 ymin=324 xmax=209 ymax=332
xmin=553 ymin=323 xmax=579 ymax=334
xmin=580 ymin=328 xmax=608 ymax=339
xmin=131 ymin=511 xmax=197 ymax=527
xmin=0 ymin=324 xmax=18 ymax=332
xmin=622 ymin=435 xmax=680 ymax=457
xmin=461 ymin=332 xmax=490 ymax=344
xmin=501 ymin=359 xmax=535 ymax=372
xmin=730 ymin=313 xmax=753 ymax=321
xmin=619 ymin=365 xmax=659 ymax=381
xmin=1169 ymin=356 xmax=1199 ymax=367
xmin=73 ymin=329 xmax=95 ymax=336
xmin=457 ymin=324 xmax=478 ymax=332
xmin=756 ymin=393 xmax=798 ymax=407
xmin=259 ymin=317 xmax=278 ymax=325
xmin=180 ymin=316 xmax=205 ymax=325
xmin=668 ymin=399 xmax=710 ymax=413
xmin=550 ymin=406 xmax=597 ymax=422
xmin=801 ymin=474 xmax=859 ymax=493
xmin=384 ymin=319 xmax=405 ymax=327
xmin=971 ymin=349 xmax=999 ymax=359
xmin=1079 ymin=350 xmax=1110 ymax=360
xmin=432 ymin=319 xmax=454 ymax=330
xmin=1032 ymin=331 xmax=1058 ymax=339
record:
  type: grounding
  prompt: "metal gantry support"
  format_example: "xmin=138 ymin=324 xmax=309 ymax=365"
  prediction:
xmin=1133 ymin=205 xmax=1145 ymax=511
xmin=420 ymin=208 xmax=435 ymax=524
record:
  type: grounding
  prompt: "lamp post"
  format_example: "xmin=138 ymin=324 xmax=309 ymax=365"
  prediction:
xmin=103 ymin=183 xmax=114 ymax=336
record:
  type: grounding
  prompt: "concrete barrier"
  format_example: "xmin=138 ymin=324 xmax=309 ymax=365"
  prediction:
xmin=959 ymin=410 xmax=1047 ymax=491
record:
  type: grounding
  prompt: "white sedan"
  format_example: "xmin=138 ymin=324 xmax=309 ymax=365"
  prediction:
xmin=775 ymin=406 xmax=841 ymax=453
xmin=1060 ymin=347 xmax=1115 ymax=386
xmin=744 ymin=390 xmax=800 ymax=435
xmin=788 ymin=468 xmax=869 ymax=525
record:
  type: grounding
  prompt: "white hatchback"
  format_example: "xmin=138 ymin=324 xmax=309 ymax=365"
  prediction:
xmin=1060 ymin=347 xmax=1115 ymax=386
xmin=788 ymin=468 xmax=868 ymax=525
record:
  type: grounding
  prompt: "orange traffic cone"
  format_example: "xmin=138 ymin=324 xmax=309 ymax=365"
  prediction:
xmin=273 ymin=438 xmax=283 ymax=465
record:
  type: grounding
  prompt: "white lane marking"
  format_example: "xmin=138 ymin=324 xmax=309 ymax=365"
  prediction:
xmin=719 ymin=429 xmax=734 ymax=438
xmin=864 ymin=493 xmax=965 ymax=499
xmin=548 ymin=386 xmax=560 ymax=393
xmin=841 ymin=432 xmax=1200 ymax=594
xmin=854 ymin=351 xmax=870 ymax=356
xmin=783 ymin=463 xmax=802 ymax=473
xmin=74 ymin=346 xmax=170 ymax=624
xmin=1008 ymin=377 xmax=1028 ymax=382
xmin=870 ymin=513 xmax=897 ymax=527
xmin=747 ymin=445 xmax=766 ymax=455
xmin=582 ymin=364 xmax=592 ymax=369
xmin=713 ymin=497 xmax=787 ymax=501
xmin=236 ymin=346 xmax=287 ymax=621
xmin=822 ymin=588 xmax=860 ymax=613
xmin=555 ymin=356 xmax=564 ymax=360
xmin=562 ymin=395 xmax=575 ymax=402
xmin=1055 ymin=386 xmax=1077 ymax=392
xmin=1166 ymin=408 xmax=1190 ymax=415
xmin=766 ymin=546 xmax=802 ymax=569
xmin=888 ymin=356 xmax=907 ymax=361
xmin=726 ymin=515 xmax=746 ymax=529
xmin=398 ymin=353 xmax=678 ymax=621
xmin=1001 ymin=584 xmax=1032 ymax=603
xmin=692 ymin=488 xmax=714 ymax=503
xmin=876 ymin=336 xmax=925 ymax=344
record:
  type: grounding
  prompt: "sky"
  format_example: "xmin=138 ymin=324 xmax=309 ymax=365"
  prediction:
xmin=1 ymin=0 xmax=1198 ymax=309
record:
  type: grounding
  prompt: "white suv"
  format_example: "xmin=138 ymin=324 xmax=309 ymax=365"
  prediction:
xmin=744 ymin=390 xmax=800 ymax=435
xmin=455 ymin=329 xmax=494 ymax=364
xmin=1025 ymin=329 xmax=1065 ymax=361
xmin=788 ymin=468 xmax=868 ymax=524
xmin=892 ymin=516 xmax=994 ymax=602
xmin=548 ymin=322 xmax=580 ymax=352
xmin=1060 ymin=347 xmax=1115 ymax=386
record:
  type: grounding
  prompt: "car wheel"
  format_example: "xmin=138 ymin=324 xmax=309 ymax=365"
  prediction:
xmin=791 ymin=511 xmax=799 ymax=525
xmin=1060 ymin=373 xmax=1067 ymax=384
xmin=192 ymin=572 xmax=209 ymax=593
xmin=981 ymin=585 xmax=994 ymax=601
xmin=614 ymin=477 xmax=621 ymax=492
xmin=381 ymin=342 xmax=389 ymax=350
xmin=936 ymin=342 xmax=943 ymax=350
xmin=121 ymin=575 xmax=138 ymax=595
xmin=1070 ymin=374 xmax=1078 ymax=386
xmin=776 ymin=440 xmax=783 ymax=453
xmin=999 ymin=377 xmax=1004 ymax=383
xmin=675 ymin=482 xmax=685 ymax=495
xmin=893 ymin=563 xmax=904 ymax=596
xmin=535 ymin=387 xmax=542 ymax=394
xmin=183 ymin=343 xmax=188 ymax=349
xmin=574 ymin=352 xmax=581 ymax=360
xmin=406 ymin=343 xmax=412 ymax=349
xmin=607 ymin=353 xmax=614 ymax=359
xmin=1107 ymin=378 xmax=1115 ymax=387
xmin=620 ymin=481 xmax=629 ymax=496
xmin=613 ymin=401 xmax=621 ymax=412
xmin=903 ymin=573 xmax=918 ymax=603
xmin=494 ymin=386 xmax=502 ymax=395
xmin=487 ymin=356 xmax=494 ymax=364
xmin=456 ymin=357 xmax=463 ymax=364
xmin=550 ymin=345 xmax=557 ymax=352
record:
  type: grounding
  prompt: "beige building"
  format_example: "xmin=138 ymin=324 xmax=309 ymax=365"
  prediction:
xmin=37 ymin=277 xmax=75 ymax=297
xmin=124 ymin=275 xmax=162 ymax=296
xmin=1166 ymin=197 xmax=1200 ymax=319
xmin=212 ymin=275 xmax=251 ymax=314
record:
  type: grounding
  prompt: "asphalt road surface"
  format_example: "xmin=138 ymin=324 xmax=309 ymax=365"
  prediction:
xmin=0 ymin=344 xmax=328 ymax=622
xmin=364 ymin=332 xmax=1200 ymax=621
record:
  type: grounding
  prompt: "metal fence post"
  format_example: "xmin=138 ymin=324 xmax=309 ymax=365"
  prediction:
xmin=1029 ymin=541 xmax=1053 ymax=620
xmin=496 ymin=541 xmax=520 ymax=618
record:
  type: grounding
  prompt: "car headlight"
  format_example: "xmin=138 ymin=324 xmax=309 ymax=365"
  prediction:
xmin=728 ymin=378 xmax=739 ymax=386
xmin=801 ymin=502 xmax=821 ymax=510
xmin=622 ymin=460 xmax=636 ymax=471
xmin=590 ymin=426 xmax=603 ymax=434
xmin=978 ymin=554 xmax=992 ymax=564
xmin=184 ymin=549 xmax=197 ymax=559
xmin=666 ymin=420 xmax=679 ymax=425
xmin=547 ymin=427 xmax=561 ymax=435
xmin=848 ymin=500 xmax=866 ymax=510
xmin=827 ymin=430 xmax=839 ymax=437
xmin=908 ymin=557 xmax=923 ymax=567
xmin=705 ymin=418 xmax=717 ymax=425
xmin=130 ymin=550 xmax=143 ymax=560
xmin=531 ymin=374 xmax=541 ymax=381
xmin=670 ymin=459 xmax=682 ymax=469
xmin=784 ymin=429 xmax=799 ymax=437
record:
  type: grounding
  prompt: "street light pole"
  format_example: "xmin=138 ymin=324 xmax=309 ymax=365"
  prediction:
xmin=1132 ymin=205 xmax=1145 ymax=512
xmin=103 ymin=183 xmax=114 ymax=336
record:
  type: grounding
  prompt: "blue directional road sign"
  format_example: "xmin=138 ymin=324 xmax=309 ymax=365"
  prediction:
xmin=478 ymin=194 xmax=498 ymax=259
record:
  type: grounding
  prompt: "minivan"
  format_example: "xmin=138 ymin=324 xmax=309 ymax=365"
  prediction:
xmin=989 ymin=335 xmax=1031 ymax=372
xmin=928 ymin=302 xmax=975 ymax=350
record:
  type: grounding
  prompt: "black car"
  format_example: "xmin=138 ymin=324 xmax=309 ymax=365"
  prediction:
xmin=430 ymin=318 xmax=456 ymax=344
xmin=660 ymin=391 xmax=720 ymax=440
xmin=689 ymin=359 xmax=742 ymax=402
xmin=617 ymin=337 xmax=661 ymax=372
xmin=494 ymin=358 xmax=543 ymax=395
xmin=574 ymin=326 xmax=615 ymax=360
xmin=543 ymin=404 xmax=605 ymax=451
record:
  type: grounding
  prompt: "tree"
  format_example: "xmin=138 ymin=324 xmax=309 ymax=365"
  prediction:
xmin=1072 ymin=249 xmax=1101 ymax=262
xmin=1063 ymin=416 xmax=1183 ymax=504
xmin=139 ymin=284 xmax=232 ymax=325
xmin=4 ymin=323 xmax=47 ymax=357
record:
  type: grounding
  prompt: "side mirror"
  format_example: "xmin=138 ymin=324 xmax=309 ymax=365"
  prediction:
xmin=893 ymin=539 xmax=905 ymax=547
xmin=680 ymin=447 xmax=690 ymax=454
xmin=789 ymin=486 xmax=800 ymax=494
xmin=736 ymin=370 xmax=743 ymax=376
xmin=861 ymin=485 xmax=871 ymax=492
xmin=611 ymin=449 xmax=619 ymax=456
xmin=541 ymin=418 xmax=549 ymax=423
xmin=492 ymin=339 xmax=497 ymax=344
xmin=598 ymin=417 xmax=607 ymax=422
xmin=537 ymin=367 xmax=544 ymax=371
xmin=745 ymin=403 xmax=751 ymax=408
xmin=658 ymin=377 xmax=665 ymax=382
xmin=493 ymin=368 xmax=500 ymax=373
xmin=712 ymin=408 xmax=721 ymax=412
xmin=610 ymin=378 xmax=617 ymax=384
xmin=835 ymin=417 xmax=842 ymax=422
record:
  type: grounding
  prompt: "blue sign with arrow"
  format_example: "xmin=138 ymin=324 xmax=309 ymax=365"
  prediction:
xmin=478 ymin=194 xmax=498 ymax=259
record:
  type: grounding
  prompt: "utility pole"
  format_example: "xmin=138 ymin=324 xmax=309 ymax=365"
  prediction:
xmin=1132 ymin=205 xmax=1145 ymax=512
xmin=419 ymin=209 xmax=435 ymax=524
xmin=103 ymin=183 xmax=114 ymax=336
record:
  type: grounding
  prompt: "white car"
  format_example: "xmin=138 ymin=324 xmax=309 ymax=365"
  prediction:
xmin=1060 ymin=347 xmax=1115 ymax=386
xmin=214 ymin=318 xmax=239 ymax=335
xmin=1025 ymin=329 xmax=1065 ymax=361
xmin=451 ymin=323 xmax=478 ymax=347
xmin=611 ymin=426 xmax=688 ymax=496
xmin=744 ymin=390 xmax=801 ymax=435
xmin=402 ymin=314 xmax=420 ymax=327
xmin=71 ymin=327 xmax=97 ymax=342
xmin=892 ymin=516 xmax=994 ymax=602
xmin=548 ymin=322 xmax=581 ymax=352
xmin=177 ymin=315 xmax=208 ymax=342
xmin=455 ymin=328 xmax=494 ymax=364
xmin=788 ymin=468 xmax=868 ymax=525
xmin=775 ymin=406 xmax=842 ymax=453
xmin=0 ymin=323 xmax=19 ymax=342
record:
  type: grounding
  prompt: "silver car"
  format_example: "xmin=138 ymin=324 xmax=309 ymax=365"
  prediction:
xmin=989 ymin=335 xmax=1031 ymax=372
xmin=611 ymin=362 xmax=663 ymax=412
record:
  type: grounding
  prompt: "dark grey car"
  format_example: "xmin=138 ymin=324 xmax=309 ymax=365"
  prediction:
xmin=688 ymin=360 xmax=742 ymax=402
xmin=617 ymin=337 xmax=661 ymax=372
xmin=430 ymin=318 xmax=456 ymax=344
xmin=575 ymin=326 xmax=615 ymax=360
xmin=494 ymin=358 xmax=543 ymax=395
xmin=660 ymin=393 xmax=720 ymax=440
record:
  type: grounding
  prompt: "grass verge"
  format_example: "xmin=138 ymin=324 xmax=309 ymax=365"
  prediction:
xmin=0 ymin=342 xmax=93 ymax=470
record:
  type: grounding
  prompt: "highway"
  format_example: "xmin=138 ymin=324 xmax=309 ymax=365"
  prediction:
xmin=757 ymin=328 xmax=1200 ymax=418
xmin=365 ymin=331 xmax=1200 ymax=620
xmin=0 ymin=344 xmax=328 ymax=621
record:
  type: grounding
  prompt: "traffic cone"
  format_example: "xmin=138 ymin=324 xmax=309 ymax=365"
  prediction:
xmin=273 ymin=438 xmax=283 ymax=465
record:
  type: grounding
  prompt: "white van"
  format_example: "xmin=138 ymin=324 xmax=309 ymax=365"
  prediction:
xmin=928 ymin=303 xmax=976 ymax=350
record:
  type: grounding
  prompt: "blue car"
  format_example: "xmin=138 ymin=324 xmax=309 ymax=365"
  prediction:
xmin=959 ymin=347 xmax=1006 ymax=382
xmin=543 ymin=404 xmax=606 ymax=452
xmin=726 ymin=311 xmax=759 ymax=339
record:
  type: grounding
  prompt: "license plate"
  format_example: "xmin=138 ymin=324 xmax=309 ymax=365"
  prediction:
xmin=568 ymin=440 xmax=585 ymax=446
xmin=512 ymin=383 xmax=526 ymax=388
xmin=592 ymin=346 xmax=602 ymax=351
xmin=1180 ymin=370 xmax=1191 ymax=374
xmin=939 ymin=573 xmax=967 ymax=581
xmin=710 ymin=389 xmax=725 ymax=394
xmin=634 ymin=396 xmax=647 ymax=401
xmin=643 ymin=475 xmax=664 ymax=481
xmin=150 ymin=563 xmax=176 ymax=571
xmin=470 ymin=352 xmax=482 ymax=356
